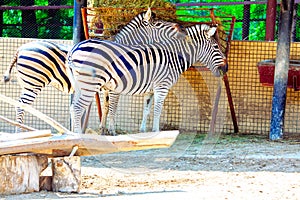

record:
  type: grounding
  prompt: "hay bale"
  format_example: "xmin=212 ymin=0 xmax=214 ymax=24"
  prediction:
xmin=86 ymin=0 xmax=177 ymax=37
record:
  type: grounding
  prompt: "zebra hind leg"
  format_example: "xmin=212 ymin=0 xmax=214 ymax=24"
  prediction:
xmin=107 ymin=92 xmax=120 ymax=136
xmin=15 ymin=88 xmax=40 ymax=133
xmin=70 ymin=91 xmax=94 ymax=134
xmin=15 ymin=107 xmax=25 ymax=133
xmin=140 ymin=93 xmax=154 ymax=132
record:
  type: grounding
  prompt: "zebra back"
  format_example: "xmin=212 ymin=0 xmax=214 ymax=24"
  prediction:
xmin=16 ymin=41 xmax=73 ymax=93
xmin=68 ymin=24 xmax=226 ymax=95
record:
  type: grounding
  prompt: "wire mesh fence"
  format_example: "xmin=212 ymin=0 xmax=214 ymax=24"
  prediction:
xmin=229 ymin=40 xmax=300 ymax=136
xmin=1 ymin=2 xmax=300 ymax=137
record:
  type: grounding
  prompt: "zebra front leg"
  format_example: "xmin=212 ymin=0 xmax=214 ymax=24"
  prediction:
xmin=100 ymin=89 xmax=109 ymax=135
xmin=152 ymin=88 xmax=169 ymax=132
xmin=15 ymin=88 xmax=40 ymax=133
xmin=107 ymin=92 xmax=120 ymax=136
xmin=140 ymin=93 xmax=154 ymax=132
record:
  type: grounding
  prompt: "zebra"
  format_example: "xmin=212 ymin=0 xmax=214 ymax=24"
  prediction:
xmin=99 ymin=8 xmax=186 ymax=135
xmin=2 ymin=8 xmax=185 ymax=133
xmin=66 ymin=24 xmax=227 ymax=134
xmin=3 ymin=41 xmax=72 ymax=132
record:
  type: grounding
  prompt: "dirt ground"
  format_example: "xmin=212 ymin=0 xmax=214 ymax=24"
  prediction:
xmin=1 ymin=133 xmax=300 ymax=200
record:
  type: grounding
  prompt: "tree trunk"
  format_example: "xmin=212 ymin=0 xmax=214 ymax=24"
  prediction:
xmin=52 ymin=156 xmax=81 ymax=193
xmin=0 ymin=155 xmax=48 ymax=195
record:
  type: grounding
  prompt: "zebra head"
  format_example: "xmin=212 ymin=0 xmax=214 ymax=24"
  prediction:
xmin=187 ymin=24 xmax=227 ymax=77
xmin=114 ymin=8 xmax=186 ymax=45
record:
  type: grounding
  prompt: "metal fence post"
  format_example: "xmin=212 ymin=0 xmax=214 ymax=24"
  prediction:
xmin=266 ymin=0 xmax=277 ymax=41
xmin=70 ymin=0 xmax=88 ymax=132
xmin=270 ymin=0 xmax=295 ymax=140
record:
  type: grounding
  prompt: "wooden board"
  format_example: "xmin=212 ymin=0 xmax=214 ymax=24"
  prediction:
xmin=0 ymin=130 xmax=179 ymax=157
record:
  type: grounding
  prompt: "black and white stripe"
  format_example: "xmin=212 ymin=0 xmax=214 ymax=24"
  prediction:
xmin=67 ymin=24 xmax=227 ymax=134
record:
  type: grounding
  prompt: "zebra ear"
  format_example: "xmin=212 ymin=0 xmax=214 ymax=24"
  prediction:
xmin=206 ymin=26 xmax=217 ymax=38
xmin=144 ymin=7 xmax=152 ymax=22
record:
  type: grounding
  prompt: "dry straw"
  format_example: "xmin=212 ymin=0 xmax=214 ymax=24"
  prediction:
xmin=86 ymin=0 xmax=177 ymax=37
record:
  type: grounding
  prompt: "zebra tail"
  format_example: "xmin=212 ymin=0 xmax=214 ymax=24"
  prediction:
xmin=3 ymin=50 xmax=18 ymax=83
xmin=65 ymin=59 xmax=81 ymax=95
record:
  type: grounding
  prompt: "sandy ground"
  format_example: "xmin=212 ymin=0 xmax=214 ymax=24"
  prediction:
xmin=1 ymin=134 xmax=300 ymax=200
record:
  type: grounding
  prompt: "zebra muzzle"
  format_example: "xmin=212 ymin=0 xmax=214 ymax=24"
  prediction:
xmin=219 ymin=63 xmax=228 ymax=76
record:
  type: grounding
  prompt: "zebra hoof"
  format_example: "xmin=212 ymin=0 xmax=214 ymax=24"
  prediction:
xmin=100 ymin=127 xmax=108 ymax=135
xmin=100 ymin=127 xmax=117 ymax=136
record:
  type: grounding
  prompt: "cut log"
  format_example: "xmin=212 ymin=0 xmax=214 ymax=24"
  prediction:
xmin=39 ymin=176 xmax=52 ymax=191
xmin=0 ymin=130 xmax=179 ymax=157
xmin=52 ymin=156 xmax=81 ymax=193
xmin=0 ymin=154 xmax=48 ymax=195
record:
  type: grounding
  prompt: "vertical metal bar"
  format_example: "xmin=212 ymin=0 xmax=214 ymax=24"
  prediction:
xmin=291 ymin=3 xmax=297 ymax=41
xmin=242 ymin=0 xmax=250 ymax=40
xmin=81 ymin=7 xmax=89 ymax=40
xmin=270 ymin=0 xmax=294 ymax=140
xmin=71 ymin=0 xmax=87 ymax=132
xmin=266 ymin=0 xmax=277 ymax=41
xmin=80 ymin=7 xmax=103 ymax=123
xmin=223 ymin=74 xmax=239 ymax=133
xmin=73 ymin=0 xmax=86 ymax=44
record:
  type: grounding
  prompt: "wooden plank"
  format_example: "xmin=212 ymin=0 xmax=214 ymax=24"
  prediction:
xmin=0 ymin=94 xmax=70 ymax=134
xmin=0 ymin=130 xmax=179 ymax=157
xmin=0 ymin=115 xmax=37 ymax=131
xmin=0 ymin=130 xmax=52 ymax=142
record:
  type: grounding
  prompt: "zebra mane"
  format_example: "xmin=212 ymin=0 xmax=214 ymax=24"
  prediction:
xmin=185 ymin=24 xmax=217 ymax=42
xmin=114 ymin=11 xmax=155 ymax=42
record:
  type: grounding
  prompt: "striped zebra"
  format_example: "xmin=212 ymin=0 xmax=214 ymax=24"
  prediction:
xmin=66 ymin=24 xmax=227 ymax=134
xmin=3 ymin=41 xmax=72 ymax=133
xmin=2 ymin=8 xmax=184 ymax=133
xmin=100 ymin=8 xmax=186 ymax=135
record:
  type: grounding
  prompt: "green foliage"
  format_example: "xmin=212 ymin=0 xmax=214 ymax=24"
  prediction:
xmin=0 ymin=0 xmax=275 ymax=41
xmin=1 ymin=0 xmax=74 ymax=39
xmin=171 ymin=0 xmax=271 ymax=41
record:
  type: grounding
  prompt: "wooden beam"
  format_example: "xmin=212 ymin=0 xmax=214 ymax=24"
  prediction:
xmin=0 ymin=130 xmax=179 ymax=157
xmin=0 ymin=94 xmax=70 ymax=134
xmin=0 ymin=115 xmax=37 ymax=131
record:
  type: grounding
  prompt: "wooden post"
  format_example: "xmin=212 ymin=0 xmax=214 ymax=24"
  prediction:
xmin=0 ymin=154 xmax=48 ymax=195
xmin=51 ymin=156 xmax=81 ymax=193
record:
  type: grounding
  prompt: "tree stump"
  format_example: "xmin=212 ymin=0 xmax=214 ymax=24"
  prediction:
xmin=0 ymin=154 xmax=48 ymax=195
xmin=51 ymin=156 xmax=81 ymax=193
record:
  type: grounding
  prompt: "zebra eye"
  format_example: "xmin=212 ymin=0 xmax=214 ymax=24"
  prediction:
xmin=155 ymin=22 xmax=163 ymax=26
xmin=142 ymin=20 xmax=149 ymax=26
